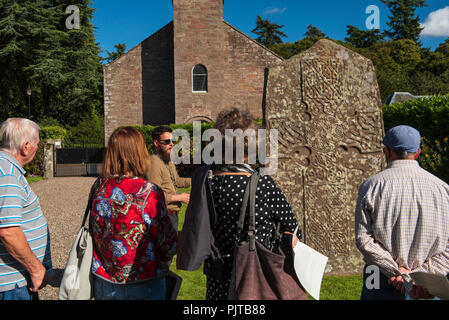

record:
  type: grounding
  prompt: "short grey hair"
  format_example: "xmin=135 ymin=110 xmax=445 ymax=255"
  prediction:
xmin=0 ymin=118 xmax=40 ymax=154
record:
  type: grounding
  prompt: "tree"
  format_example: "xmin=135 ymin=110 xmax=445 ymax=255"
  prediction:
xmin=270 ymin=25 xmax=329 ymax=59
xmin=435 ymin=38 xmax=449 ymax=56
xmin=252 ymin=15 xmax=287 ymax=48
xmin=103 ymin=43 xmax=126 ymax=64
xmin=304 ymin=24 xmax=326 ymax=38
xmin=389 ymin=39 xmax=422 ymax=72
xmin=381 ymin=0 xmax=427 ymax=43
xmin=0 ymin=0 xmax=103 ymax=125
xmin=0 ymin=0 xmax=56 ymax=120
xmin=270 ymin=42 xmax=298 ymax=59
xmin=345 ymin=25 xmax=385 ymax=48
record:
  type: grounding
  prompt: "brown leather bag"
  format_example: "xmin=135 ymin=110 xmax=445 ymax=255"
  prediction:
xmin=228 ymin=173 xmax=308 ymax=300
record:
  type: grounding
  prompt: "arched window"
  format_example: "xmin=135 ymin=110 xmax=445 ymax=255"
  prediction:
xmin=192 ymin=64 xmax=208 ymax=92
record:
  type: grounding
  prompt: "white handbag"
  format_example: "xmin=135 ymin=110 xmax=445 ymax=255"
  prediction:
xmin=58 ymin=180 xmax=98 ymax=300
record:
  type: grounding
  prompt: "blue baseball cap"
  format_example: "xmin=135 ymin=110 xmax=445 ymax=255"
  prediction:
xmin=382 ymin=125 xmax=421 ymax=154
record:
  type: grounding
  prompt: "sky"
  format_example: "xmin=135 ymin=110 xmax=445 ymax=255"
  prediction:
xmin=92 ymin=0 xmax=449 ymax=58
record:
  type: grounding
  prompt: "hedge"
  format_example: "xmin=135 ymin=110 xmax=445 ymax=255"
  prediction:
xmin=383 ymin=94 xmax=449 ymax=183
xmin=40 ymin=126 xmax=67 ymax=141
xmin=24 ymin=98 xmax=448 ymax=184
xmin=133 ymin=122 xmax=215 ymax=155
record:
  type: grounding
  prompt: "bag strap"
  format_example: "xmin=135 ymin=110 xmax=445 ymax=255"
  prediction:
xmin=247 ymin=173 xmax=258 ymax=251
xmin=229 ymin=173 xmax=259 ymax=299
xmin=236 ymin=173 xmax=259 ymax=251
xmin=237 ymin=175 xmax=251 ymax=233
xmin=81 ymin=178 xmax=101 ymax=229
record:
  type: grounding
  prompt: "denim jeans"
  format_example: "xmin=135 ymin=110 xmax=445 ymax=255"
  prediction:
xmin=0 ymin=284 xmax=38 ymax=300
xmin=93 ymin=276 xmax=166 ymax=300
xmin=361 ymin=265 xmax=405 ymax=300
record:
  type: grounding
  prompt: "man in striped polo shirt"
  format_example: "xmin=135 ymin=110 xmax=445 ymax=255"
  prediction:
xmin=0 ymin=118 xmax=51 ymax=300
xmin=356 ymin=125 xmax=449 ymax=300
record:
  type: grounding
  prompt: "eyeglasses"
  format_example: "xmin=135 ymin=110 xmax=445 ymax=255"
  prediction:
xmin=159 ymin=139 xmax=176 ymax=145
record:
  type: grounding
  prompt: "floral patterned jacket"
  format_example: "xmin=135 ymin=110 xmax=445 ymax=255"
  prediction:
xmin=90 ymin=177 xmax=177 ymax=283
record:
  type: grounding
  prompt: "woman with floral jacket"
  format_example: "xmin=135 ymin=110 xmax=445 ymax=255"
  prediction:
xmin=90 ymin=126 xmax=177 ymax=300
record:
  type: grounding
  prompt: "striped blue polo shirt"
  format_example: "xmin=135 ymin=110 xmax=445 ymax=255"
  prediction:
xmin=0 ymin=150 xmax=52 ymax=292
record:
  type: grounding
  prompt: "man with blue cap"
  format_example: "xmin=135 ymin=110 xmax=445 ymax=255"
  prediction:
xmin=355 ymin=125 xmax=449 ymax=300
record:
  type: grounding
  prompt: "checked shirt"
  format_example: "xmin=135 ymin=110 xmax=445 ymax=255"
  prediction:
xmin=355 ymin=160 xmax=449 ymax=278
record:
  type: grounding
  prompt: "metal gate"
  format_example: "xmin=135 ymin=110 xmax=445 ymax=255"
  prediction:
xmin=54 ymin=148 xmax=105 ymax=177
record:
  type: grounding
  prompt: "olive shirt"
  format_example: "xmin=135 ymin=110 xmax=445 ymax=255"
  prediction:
xmin=147 ymin=154 xmax=191 ymax=212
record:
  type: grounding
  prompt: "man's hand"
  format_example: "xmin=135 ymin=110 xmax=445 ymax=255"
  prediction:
xmin=29 ymin=265 xmax=49 ymax=292
xmin=388 ymin=266 xmax=410 ymax=294
xmin=178 ymin=192 xmax=190 ymax=204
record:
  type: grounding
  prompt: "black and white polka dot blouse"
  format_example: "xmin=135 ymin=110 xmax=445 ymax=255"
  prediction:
xmin=206 ymin=173 xmax=300 ymax=300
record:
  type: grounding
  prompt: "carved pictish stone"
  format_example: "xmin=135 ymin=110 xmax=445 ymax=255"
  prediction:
xmin=265 ymin=39 xmax=385 ymax=274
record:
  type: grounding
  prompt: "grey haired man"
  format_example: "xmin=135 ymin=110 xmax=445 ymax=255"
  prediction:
xmin=0 ymin=118 xmax=52 ymax=300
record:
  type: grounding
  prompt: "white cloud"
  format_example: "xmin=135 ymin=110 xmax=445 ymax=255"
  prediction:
xmin=263 ymin=7 xmax=287 ymax=15
xmin=421 ymin=6 xmax=449 ymax=37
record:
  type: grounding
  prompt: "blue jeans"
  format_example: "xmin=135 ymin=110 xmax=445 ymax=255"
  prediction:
xmin=361 ymin=265 xmax=405 ymax=300
xmin=0 ymin=284 xmax=38 ymax=300
xmin=93 ymin=276 xmax=166 ymax=300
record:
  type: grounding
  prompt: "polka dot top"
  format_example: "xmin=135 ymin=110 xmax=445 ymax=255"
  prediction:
xmin=206 ymin=173 xmax=300 ymax=300
xmin=210 ymin=174 xmax=299 ymax=254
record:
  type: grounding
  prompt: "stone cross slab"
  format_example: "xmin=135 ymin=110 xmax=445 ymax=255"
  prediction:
xmin=265 ymin=39 xmax=385 ymax=274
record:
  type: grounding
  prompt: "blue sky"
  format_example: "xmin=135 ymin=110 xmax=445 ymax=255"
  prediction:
xmin=92 ymin=0 xmax=449 ymax=58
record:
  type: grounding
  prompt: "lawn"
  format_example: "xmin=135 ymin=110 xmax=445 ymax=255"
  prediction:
xmin=171 ymin=187 xmax=363 ymax=300
xmin=170 ymin=188 xmax=207 ymax=300
xmin=26 ymin=176 xmax=43 ymax=184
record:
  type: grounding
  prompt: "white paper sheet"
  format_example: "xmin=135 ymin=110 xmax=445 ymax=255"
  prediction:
xmin=292 ymin=236 xmax=328 ymax=300
xmin=409 ymin=272 xmax=449 ymax=300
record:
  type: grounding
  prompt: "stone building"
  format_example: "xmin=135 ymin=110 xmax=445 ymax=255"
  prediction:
xmin=103 ymin=0 xmax=283 ymax=141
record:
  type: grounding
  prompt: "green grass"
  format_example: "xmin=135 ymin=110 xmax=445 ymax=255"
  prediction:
xmin=170 ymin=188 xmax=208 ymax=300
xmin=172 ymin=187 xmax=363 ymax=300
xmin=319 ymin=274 xmax=363 ymax=300
xmin=26 ymin=176 xmax=43 ymax=183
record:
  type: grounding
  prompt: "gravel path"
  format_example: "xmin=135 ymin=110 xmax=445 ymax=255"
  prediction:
xmin=30 ymin=177 xmax=97 ymax=300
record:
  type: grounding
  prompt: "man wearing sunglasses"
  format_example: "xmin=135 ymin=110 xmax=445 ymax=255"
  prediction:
xmin=147 ymin=126 xmax=191 ymax=232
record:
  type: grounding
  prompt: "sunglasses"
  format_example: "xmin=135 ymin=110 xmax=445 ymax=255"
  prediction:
xmin=159 ymin=139 xmax=176 ymax=145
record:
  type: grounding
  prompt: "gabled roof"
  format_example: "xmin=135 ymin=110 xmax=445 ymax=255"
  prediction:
xmin=383 ymin=92 xmax=430 ymax=105
xmin=223 ymin=20 xmax=284 ymax=61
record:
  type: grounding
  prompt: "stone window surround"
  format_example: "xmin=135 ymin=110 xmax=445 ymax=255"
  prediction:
xmin=192 ymin=64 xmax=208 ymax=93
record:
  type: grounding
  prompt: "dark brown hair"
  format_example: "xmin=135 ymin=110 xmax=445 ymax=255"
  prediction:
xmin=213 ymin=108 xmax=259 ymax=134
xmin=103 ymin=127 xmax=150 ymax=178
xmin=213 ymin=108 xmax=260 ymax=164
xmin=151 ymin=126 xmax=172 ymax=141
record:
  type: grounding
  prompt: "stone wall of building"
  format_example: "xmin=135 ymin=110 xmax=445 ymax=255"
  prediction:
xmin=142 ymin=22 xmax=175 ymax=126
xmin=172 ymin=0 xmax=281 ymax=123
xmin=222 ymin=22 xmax=282 ymax=120
xmin=173 ymin=0 xmax=225 ymax=124
xmin=103 ymin=44 xmax=143 ymax=143
xmin=104 ymin=0 xmax=286 ymax=140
